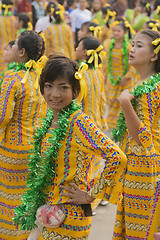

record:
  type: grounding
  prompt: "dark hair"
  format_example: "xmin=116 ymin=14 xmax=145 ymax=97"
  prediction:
xmin=53 ymin=6 xmax=62 ymax=24
xmin=102 ymin=6 xmax=114 ymax=28
xmin=80 ymin=36 xmax=102 ymax=68
xmin=66 ymin=0 xmax=76 ymax=10
xmin=145 ymin=20 xmax=160 ymax=31
xmin=2 ymin=0 xmax=13 ymax=12
xmin=113 ymin=17 xmax=132 ymax=39
xmin=46 ymin=1 xmax=57 ymax=22
xmin=17 ymin=30 xmax=45 ymax=61
xmin=8 ymin=40 xmax=16 ymax=47
xmin=39 ymin=55 xmax=80 ymax=98
xmin=139 ymin=0 xmax=151 ymax=16
xmin=17 ymin=13 xmax=30 ymax=29
xmin=140 ymin=30 xmax=160 ymax=73
xmin=81 ymin=21 xmax=99 ymax=35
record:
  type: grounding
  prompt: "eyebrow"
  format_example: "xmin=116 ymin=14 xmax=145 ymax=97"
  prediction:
xmin=58 ymin=82 xmax=69 ymax=85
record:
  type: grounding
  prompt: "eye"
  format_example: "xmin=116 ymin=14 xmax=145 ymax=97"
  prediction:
xmin=137 ymin=44 xmax=143 ymax=48
xmin=61 ymin=86 xmax=69 ymax=90
xmin=44 ymin=83 xmax=52 ymax=88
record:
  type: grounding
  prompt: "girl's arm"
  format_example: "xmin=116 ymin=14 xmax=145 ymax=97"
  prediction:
xmin=118 ymin=89 xmax=141 ymax=145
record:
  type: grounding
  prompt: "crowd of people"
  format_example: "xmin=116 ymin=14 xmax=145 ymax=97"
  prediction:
xmin=0 ymin=0 xmax=160 ymax=239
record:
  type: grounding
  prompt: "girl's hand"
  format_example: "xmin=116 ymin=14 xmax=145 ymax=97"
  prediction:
xmin=60 ymin=183 xmax=95 ymax=204
xmin=118 ymin=89 xmax=135 ymax=105
xmin=154 ymin=232 xmax=160 ymax=240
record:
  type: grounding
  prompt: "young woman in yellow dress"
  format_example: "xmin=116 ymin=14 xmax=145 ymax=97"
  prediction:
xmin=103 ymin=18 xmax=135 ymax=129
xmin=14 ymin=55 xmax=127 ymax=240
xmin=111 ymin=29 xmax=160 ymax=239
xmin=57 ymin=29 xmax=160 ymax=240
xmin=0 ymin=30 xmax=47 ymax=240
xmin=45 ymin=4 xmax=74 ymax=59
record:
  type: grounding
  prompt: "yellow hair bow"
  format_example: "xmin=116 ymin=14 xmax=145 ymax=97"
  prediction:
xmin=75 ymin=62 xmax=88 ymax=102
xmin=104 ymin=10 xmax=116 ymax=24
xmin=87 ymin=45 xmax=103 ymax=68
xmin=92 ymin=19 xmax=99 ymax=25
xmin=34 ymin=55 xmax=48 ymax=88
xmin=27 ymin=22 xmax=33 ymax=30
xmin=156 ymin=5 xmax=160 ymax=15
xmin=50 ymin=7 xmax=54 ymax=14
xmin=124 ymin=20 xmax=136 ymax=34
xmin=89 ymin=26 xmax=101 ymax=38
xmin=21 ymin=60 xmax=37 ymax=84
xmin=149 ymin=22 xmax=159 ymax=31
xmin=146 ymin=3 xmax=150 ymax=10
xmin=57 ymin=4 xmax=65 ymax=21
xmin=104 ymin=3 xmax=110 ymax=7
xmin=152 ymin=38 xmax=160 ymax=54
xmin=2 ymin=4 xmax=12 ymax=15
xmin=112 ymin=20 xmax=120 ymax=28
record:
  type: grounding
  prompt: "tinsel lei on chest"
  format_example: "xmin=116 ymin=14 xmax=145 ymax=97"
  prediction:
xmin=13 ymin=100 xmax=81 ymax=230
xmin=108 ymin=38 xmax=129 ymax=86
xmin=111 ymin=73 xmax=160 ymax=142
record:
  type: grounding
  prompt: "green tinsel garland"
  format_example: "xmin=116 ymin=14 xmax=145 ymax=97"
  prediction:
xmin=0 ymin=62 xmax=28 ymax=93
xmin=108 ymin=38 xmax=129 ymax=86
xmin=111 ymin=73 xmax=160 ymax=142
xmin=13 ymin=100 xmax=81 ymax=230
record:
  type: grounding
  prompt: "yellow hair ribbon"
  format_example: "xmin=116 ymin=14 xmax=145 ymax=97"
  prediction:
xmin=21 ymin=60 xmax=37 ymax=84
xmin=2 ymin=4 xmax=12 ymax=15
xmin=34 ymin=55 xmax=48 ymax=88
xmin=92 ymin=19 xmax=99 ymax=25
xmin=27 ymin=22 xmax=33 ymax=30
xmin=104 ymin=3 xmax=110 ymax=7
xmin=156 ymin=5 xmax=160 ymax=15
xmin=89 ymin=25 xmax=101 ymax=38
xmin=57 ymin=4 xmax=65 ymax=21
xmin=112 ymin=20 xmax=119 ymax=28
xmin=75 ymin=62 xmax=88 ymax=102
xmin=87 ymin=45 xmax=103 ymax=68
xmin=50 ymin=7 xmax=54 ymax=14
xmin=152 ymin=38 xmax=160 ymax=54
xmin=104 ymin=10 xmax=116 ymax=24
xmin=124 ymin=20 xmax=136 ymax=35
xmin=148 ymin=22 xmax=159 ymax=31
xmin=146 ymin=3 xmax=150 ymax=10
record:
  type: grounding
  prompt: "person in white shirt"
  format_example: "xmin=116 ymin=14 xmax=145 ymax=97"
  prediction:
xmin=70 ymin=0 xmax=91 ymax=46
xmin=35 ymin=1 xmax=56 ymax=33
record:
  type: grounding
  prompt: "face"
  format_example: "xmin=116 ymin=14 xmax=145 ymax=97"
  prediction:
xmin=43 ymin=77 xmax=73 ymax=113
xmin=129 ymin=33 xmax=156 ymax=68
xmin=75 ymin=41 xmax=86 ymax=61
xmin=92 ymin=0 xmax=101 ymax=11
xmin=15 ymin=17 xmax=22 ymax=30
xmin=3 ymin=44 xmax=14 ymax=63
xmin=79 ymin=0 xmax=87 ymax=10
xmin=78 ymin=26 xmax=88 ymax=41
xmin=11 ymin=39 xmax=20 ymax=62
xmin=113 ymin=25 xmax=125 ymax=41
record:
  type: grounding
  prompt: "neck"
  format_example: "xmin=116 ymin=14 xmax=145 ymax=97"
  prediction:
xmin=115 ymin=38 xmax=124 ymax=45
xmin=137 ymin=65 xmax=156 ymax=82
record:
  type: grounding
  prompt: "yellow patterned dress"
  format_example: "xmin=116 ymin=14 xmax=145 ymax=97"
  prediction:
xmin=38 ymin=110 xmax=127 ymax=240
xmin=103 ymin=40 xmax=134 ymax=129
xmin=0 ymin=15 xmax=16 ymax=74
xmin=82 ymin=68 xmax=107 ymax=131
xmin=113 ymin=82 xmax=160 ymax=239
xmin=45 ymin=23 xmax=75 ymax=59
xmin=0 ymin=70 xmax=47 ymax=240
xmin=99 ymin=24 xmax=112 ymax=45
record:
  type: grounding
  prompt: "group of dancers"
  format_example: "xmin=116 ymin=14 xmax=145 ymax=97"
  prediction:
xmin=0 ymin=0 xmax=160 ymax=240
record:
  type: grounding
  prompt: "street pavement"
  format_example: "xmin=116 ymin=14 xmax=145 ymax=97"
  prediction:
xmin=88 ymin=203 xmax=117 ymax=240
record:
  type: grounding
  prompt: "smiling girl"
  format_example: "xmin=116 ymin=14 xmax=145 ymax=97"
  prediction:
xmin=14 ymin=55 xmax=127 ymax=240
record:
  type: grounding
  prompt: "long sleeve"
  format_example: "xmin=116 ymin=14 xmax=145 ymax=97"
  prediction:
xmin=75 ymin=113 xmax=127 ymax=204
xmin=0 ymin=72 xmax=18 ymax=137
xmin=137 ymin=86 xmax=160 ymax=154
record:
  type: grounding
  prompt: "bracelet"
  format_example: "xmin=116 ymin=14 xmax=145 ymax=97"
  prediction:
xmin=85 ymin=192 xmax=92 ymax=203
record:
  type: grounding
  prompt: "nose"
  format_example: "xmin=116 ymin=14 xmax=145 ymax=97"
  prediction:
xmin=50 ymin=88 xmax=60 ymax=98
xmin=130 ymin=46 xmax=135 ymax=53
